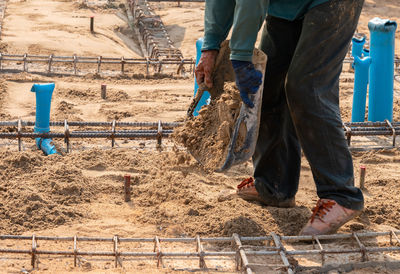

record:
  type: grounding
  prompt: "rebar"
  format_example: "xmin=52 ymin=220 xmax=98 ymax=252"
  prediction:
xmin=359 ymin=165 xmax=366 ymax=189
xmin=124 ymin=174 xmax=131 ymax=202
xmin=0 ymin=119 xmax=181 ymax=151
xmin=271 ymin=232 xmax=294 ymax=274
xmin=0 ymin=231 xmax=399 ymax=273
xmin=0 ymin=120 xmax=181 ymax=127
xmin=101 ymin=84 xmax=107 ymax=99
xmin=0 ymin=52 xmax=195 ymax=76
xmin=342 ymin=120 xmax=400 ymax=147
xmin=233 ymin=233 xmax=252 ymax=274
xmin=128 ymin=0 xmax=184 ymax=63
xmin=0 ymin=131 xmax=172 ymax=139
xmin=1 ymin=120 xmax=400 ymax=150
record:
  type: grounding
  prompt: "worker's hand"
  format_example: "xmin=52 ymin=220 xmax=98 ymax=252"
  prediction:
xmin=231 ymin=60 xmax=263 ymax=108
xmin=195 ymin=50 xmax=218 ymax=88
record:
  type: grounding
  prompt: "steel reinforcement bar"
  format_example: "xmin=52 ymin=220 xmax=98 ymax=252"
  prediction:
xmin=343 ymin=120 xmax=400 ymax=147
xmin=0 ymin=119 xmax=181 ymax=151
xmin=128 ymin=0 xmax=184 ymax=62
xmin=0 ymin=53 xmax=195 ymax=76
xmin=0 ymin=231 xmax=399 ymax=273
xmin=0 ymin=120 xmax=181 ymax=127
xmin=0 ymin=120 xmax=400 ymax=151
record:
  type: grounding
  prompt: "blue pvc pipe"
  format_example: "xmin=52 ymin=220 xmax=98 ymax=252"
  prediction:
xmin=193 ymin=37 xmax=210 ymax=116
xmin=351 ymin=36 xmax=365 ymax=68
xmin=368 ymin=17 xmax=397 ymax=122
xmin=351 ymin=37 xmax=371 ymax=122
xmin=31 ymin=83 xmax=57 ymax=155
xmin=351 ymin=56 xmax=371 ymax=122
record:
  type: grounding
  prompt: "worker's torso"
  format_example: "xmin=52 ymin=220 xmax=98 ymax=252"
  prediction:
xmin=269 ymin=0 xmax=330 ymax=20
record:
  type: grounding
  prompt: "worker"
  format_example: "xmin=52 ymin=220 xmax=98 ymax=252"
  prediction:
xmin=195 ymin=0 xmax=365 ymax=235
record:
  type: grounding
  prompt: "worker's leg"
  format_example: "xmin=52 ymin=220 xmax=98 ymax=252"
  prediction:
xmin=252 ymin=16 xmax=303 ymax=204
xmin=285 ymin=0 xmax=364 ymax=210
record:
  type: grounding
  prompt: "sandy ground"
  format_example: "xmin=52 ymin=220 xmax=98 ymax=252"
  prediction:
xmin=2 ymin=0 xmax=141 ymax=57
xmin=0 ymin=0 xmax=400 ymax=273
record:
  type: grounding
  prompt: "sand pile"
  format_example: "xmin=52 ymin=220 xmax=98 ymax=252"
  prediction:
xmin=174 ymin=83 xmax=242 ymax=170
xmin=0 ymin=151 xmax=94 ymax=233
xmin=0 ymin=148 xmax=146 ymax=234
xmin=0 ymin=147 xmax=308 ymax=236
xmin=60 ymin=88 xmax=98 ymax=100
xmin=0 ymin=145 xmax=399 ymax=238
xmin=95 ymin=148 xmax=400 ymax=236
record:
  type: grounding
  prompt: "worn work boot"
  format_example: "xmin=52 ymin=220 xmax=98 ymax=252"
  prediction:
xmin=236 ymin=178 xmax=295 ymax=208
xmin=300 ymin=199 xmax=362 ymax=236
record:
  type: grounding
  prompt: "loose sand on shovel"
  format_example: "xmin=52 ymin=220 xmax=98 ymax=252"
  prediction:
xmin=174 ymin=83 xmax=243 ymax=170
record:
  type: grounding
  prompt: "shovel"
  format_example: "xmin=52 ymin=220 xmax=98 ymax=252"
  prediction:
xmin=219 ymin=49 xmax=267 ymax=171
xmin=187 ymin=42 xmax=267 ymax=172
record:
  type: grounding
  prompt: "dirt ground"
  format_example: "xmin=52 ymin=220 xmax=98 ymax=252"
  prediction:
xmin=0 ymin=0 xmax=400 ymax=273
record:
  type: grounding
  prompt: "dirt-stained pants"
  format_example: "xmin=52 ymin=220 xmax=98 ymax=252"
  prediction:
xmin=254 ymin=0 xmax=364 ymax=210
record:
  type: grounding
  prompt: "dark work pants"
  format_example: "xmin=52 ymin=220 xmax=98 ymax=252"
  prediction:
xmin=254 ymin=0 xmax=364 ymax=210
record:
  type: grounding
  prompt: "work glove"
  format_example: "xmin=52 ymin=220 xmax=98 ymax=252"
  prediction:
xmin=231 ymin=60 xmax=263 ymax=108
xmin=195 ymin=50 xmax=218 ymax=88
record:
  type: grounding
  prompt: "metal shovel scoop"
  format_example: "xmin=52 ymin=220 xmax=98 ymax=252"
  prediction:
xmin=218 ymin=49 xmax=267 ymax=171
xmin=187 ymin=42 xmax=267 ymax=172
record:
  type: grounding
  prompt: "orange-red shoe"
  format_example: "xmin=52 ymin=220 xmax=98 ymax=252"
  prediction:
xmin=300 ymin=199 xmax=361 ymax=236
xmin=236 ymin=178 xmax=295 ymax=208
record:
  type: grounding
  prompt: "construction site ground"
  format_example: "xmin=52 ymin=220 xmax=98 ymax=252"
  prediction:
xmin=0 ymin=0 xmax=400 ymax=273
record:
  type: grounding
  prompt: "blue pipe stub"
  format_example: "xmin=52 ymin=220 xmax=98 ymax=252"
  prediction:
xmin=31 ymin=83 xmax=57 ymax=155
xmin=351 ymin=56 xmax=371 ymax=122
xmin=351 ymin=37 xmax=371 ymax=122
xmin=193 ymin=37 xmax=211 ymax=116
xmin=31 ymin=83 xmax=55 ymax=132
xmin=368 ymin=17 xmax=397 ymax=32
xmin=367 ymin=17 xmax=397 ymax=122
xmin=351 ymin=37 xmax=365 ymax=61
xmin=37 ymin=138 xmax=58 ymax=156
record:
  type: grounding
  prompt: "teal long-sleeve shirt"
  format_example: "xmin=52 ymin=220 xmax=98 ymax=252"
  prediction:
xmin=202 ymin=0 xmax=329 ymax=62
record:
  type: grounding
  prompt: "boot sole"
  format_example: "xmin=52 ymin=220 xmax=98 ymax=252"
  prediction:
xmin=237 ymin=192 xmax=295 ymax=208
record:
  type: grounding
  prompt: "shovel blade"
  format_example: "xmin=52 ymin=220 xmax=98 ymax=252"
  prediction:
xmin=218 ymin=49 xmax=267 ymax=172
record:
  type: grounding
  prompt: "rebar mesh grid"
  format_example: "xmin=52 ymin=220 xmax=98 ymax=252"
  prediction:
xmin=1 ymin=231 xmax=400 ymax=273
xmin=343 ymin=121 xmax=400 ymax=147
xmin=1 ymin=120 xmax=399 ymax=152
xmin=1 ymin=54 xmax=398 ymax=78
xmin=128 ymin=0 xmax=184 ymax=62
xmin=0 ymin=53 xmax=195 ymax=76
xmin=0 ymin=119 xmax=181 ymax=152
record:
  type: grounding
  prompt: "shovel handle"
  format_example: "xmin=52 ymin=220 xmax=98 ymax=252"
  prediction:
xmin=187 ymin=83 xmax=208 ymax=117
